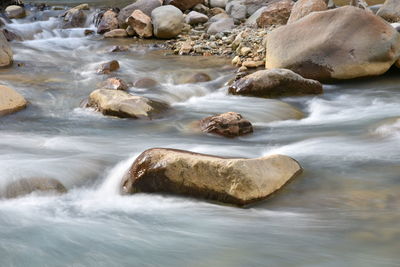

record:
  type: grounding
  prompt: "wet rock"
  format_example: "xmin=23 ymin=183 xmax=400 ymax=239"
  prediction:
xmin=97 ymin=60 xmax=120 ymax=74
xmin=5 ymin=5 xmax=26 ymax=19
xmin=151 ymin=5 xmax=184 ymax=39
xmin=107 ymin=45 xmax=129 ymax=52
xmin=287 ymin=0 xmax=327 ymax=24
xmin=4 ymin=178 xmax=67 ymax=199
xmin=265 ymin=6 xmax=400 ymax=81
xmin=121 ymin=148 xmax=302 ymax=206
xmin=185 ymin=11 xmax=209 ymax=25
xmin=87 ymin=89 xmax=169 ymax=119
xmin=127 ymin=10 xmax=153 ymax=38
xmin=118 ymin=0 xmax=161 ymax=28
xmin=1 ymin=29 xmax=22 ymax=42
xmin=0 ymin=32 xmax=13 ymax=67
xmin=97 ymin=9 xmax=119 ymax=34
xmin=103 ymin=29 xmax=128 ymax=38
xmin=61 ymin=5 xmax=87 ymax=28
xmin=181 ymin=72 xmax=212 ymax=83
xmin=164 ymin=0 xmax=203 ymax=11
xmin=0 ymin=85 xmax=27 ymax=116
xmin=207 ymin=17 xmax=235 ymax=34
xmin=133 ymin=77 xmax=158 ymax=88
xmin=256 ymin=0 xmax=293 ymax=28
xmin=377 ymin=0 xmax=400 ymax=22
xmin=200 ymin=112 xmax=253 ymax=137
xmin=84 ymin=29 xmax=95 ymax=36
xmin=101 ymin=77 xmax=128 ymax=90
xmin=229 ymin=69 xmax=323 ymax=97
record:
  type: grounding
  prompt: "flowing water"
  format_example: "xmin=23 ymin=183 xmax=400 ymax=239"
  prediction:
xmin=0 ymin=3 xmax=399 ymax=267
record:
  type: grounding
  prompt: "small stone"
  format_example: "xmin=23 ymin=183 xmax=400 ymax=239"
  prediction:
xmin=104 ymin=29 xmax=128 ymax=38
xmin=133 ymin=77 xmax=158 ymax=88
xmin=240 ymin=47 xmax=251 ymax=56
xmin=242 ymin=60 xmax=264 ymax=68
xmin=107 ymin=45 xmax=129 ymax=52
xmin=200 ymin=112 xmax=253 ymax=138
xmin=97 ymin=60 xmax=120 ymax=74
xmin=179 ymin=41 xmax=193 ymax=55
xmin=102 ymin=77 xmax=129 ymax=90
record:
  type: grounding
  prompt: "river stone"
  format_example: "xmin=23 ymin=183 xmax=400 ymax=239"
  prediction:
xmin=193 ymin=4 xmax=209 ymax=14
xmin=5 ymin=5 xmax=26 ymax=19
xmin=229 ymin=69 xmax=323 ymax=97
xmin=151 ymin=5 xmax=184 ymax=39
xmin=61 ymin=5 xmax=87 ymax=28
xmin=0 ymin=85 xmax=27 ymax=116
xmin=127 ymin=10 xmax=153 ymax=38
xmin=377 ymin=0 xmax=400 ymax=22
xmin=4 ymin=178 xmax=67 ymax=199
xmin=118 ymin=0 xmax=162 ymax=28
xmin=245 ymin=6 xmax=268 ymax=26
xmin=164 ymin=0 xmax=203 ymax=11
xmin=88 ymin=89 xmax=168 ymax=119
xmin=121 ymin=148 xmax=303 ymax=206
xmin=133 ymin=77 xmax=159 ymax=88
xmin=207 ymin=18 xmax=235 ymax=34
xmin=101 ymin=77 xmax=128 ymax=90
xmin=97 ymin=9 xmax=119 ymax=34
xmin=97 ymin=60 xmax=120 ymax=74
xmin=200 ymin=112 xmax=253 ymax=137
xmin=256 ymin=0 xmax=293 ymax=28
xmin=181 ymin=72 xmax=212 ymax=84
xmin=1 ymin=29 xmax=22 ymax=42
xmin=287 ymin=0 xmax=327 ymax=24
xmin=226 ymin=0 xmax=247 ymax=20
xmin=185 ymin=11 xmax=209 ymax=25
xmin=0 ymin=31 xmax=13 ymax=67
xmin=104 ymin=29 xmax=128 ymax=38
xmin=210 ymin=0 xmax=228 ymax=8
xmin=265 ymin=6 xmax=400 ymax=81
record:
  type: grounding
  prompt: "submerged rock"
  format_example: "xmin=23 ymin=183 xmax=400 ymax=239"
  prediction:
xmin=0 ymin=31 xmax=13 ymax=67
xmin=265 ymin=6 xmax=400 ymax=81
xmin=4 ymin=178 xmax=67 ymax=199
xmin=5 ymin=5 xmax=26 ymax=19
xmin=181 ymin=72 xmax=211 ymax=84
xmin=121 ymin=148 xmax=302 ymax=206
xmin=87 ymin=89 xmax=168 ymax=119
xmin=151 ymin=5 xmax=184 ymax=39
xmin=133 ymin=77 xmax=159 ymax=88
xmin=200 ymin=112 xmax=253 ymax=137
xmin=0 ymin=85 xmax=27 ymax=116
xmin=97 ymin=60 xmax=120 ymax=74
xmin=377 ymin=0 xmax=400 ymax=22
xmin=229 ymin=69 xmax=323 ymax=97
xmin=287 ymin=0 xmax=327 ymax=24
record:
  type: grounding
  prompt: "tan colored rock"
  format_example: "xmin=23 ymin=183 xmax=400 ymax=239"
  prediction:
xmin=4 ymin=178 xmax=67 ymax=199
xmin=181 ymin=72 xmax=211 ymax=84
xmin=118 ymin=0 xmax=162 ymax=28
xmin=0 ymin=32 xmax=13 ymax=67
xmin=266 ymin=6 xmax=400 ymax=81
xmin=229 ymin=69 xmax=323 ymax=98
xmin=256 ymin=0 xmax=294 ymax=28
xmin=97 ymin=9 xmax=119 ymax=34
xmin=242 ymin=60 xmax=265 ymax=68
xmin=97 ymin=60 xmax=120 ymax=74
xmin=179 ymin=41 xmax=192 ymax=55
xmin=287 ymin=0 xmax=327 ymax=24
xmin=101 ymin=77 xmax=128 ymax=90
xmin=200 ymin=112 xmax=253 ymax=138
xmin=334 ymin=0 xmax=384 ymax=5
xmin=121 ymin=148 xmax=303 ymax=206
xmin=127 ymin=10 xmax=153 ymax=38
xmin=61 ymin=5 xmax=87 ymax=28
xmin=5 ymin=5 xmax=26 ymax=19
xmin=87 ymin=89 xmax=168 ymax=119
xmin=0 ymin=85 xmax=27 ymax=116
xmin=377 ymin=0 xmax=400 ymax=22
xmin=133 ymin=78 xmax=158 ymax=88
xmin=104 ymin=29 xmax=128 ymax=38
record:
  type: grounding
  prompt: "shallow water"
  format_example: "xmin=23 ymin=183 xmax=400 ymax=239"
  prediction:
xmin=0 ymin=3 xmax=400 ymax=267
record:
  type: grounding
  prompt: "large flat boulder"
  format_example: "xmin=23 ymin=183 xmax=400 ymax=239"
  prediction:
xmin=0 ymin=32 xmax=12 ymax=67
xmin=118 ymin=0 xmax=162 ymax=28
xmin=265 ymin=6 xmax=400 ymax=81
xmin=229 ymin=69 xmax=323 ymax=97
xmin=0 ymin=85 xmax=27 ymax=116
xmin=121 ymin=148 xmax=302 ymax=206
xmin=87 ymin=89 xmax=168 ymax=119
xmin=377 ymin=0 xmax=400 ymax=22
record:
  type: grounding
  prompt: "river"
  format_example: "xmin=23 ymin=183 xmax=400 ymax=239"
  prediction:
xmin=0 ymin=2 xmax=399 ymax=266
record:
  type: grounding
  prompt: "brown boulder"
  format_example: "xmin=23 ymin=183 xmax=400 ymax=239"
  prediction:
xmin=97 ymin=9 xmax=119 ymax=34
xmin=256 ymin=0 xmax=294 ymax=28
xmin=377 ymin=0 xmax=400 ymax=22
xmin=0 ymin=85 xmax=27 ymax=116
xmin=229 ymin=69 xmax=323 ymax=98
xmin=87 ymin=89 xmax=168 ymax=119
xmin=97 ymin=60 xmax=120 ymax=74
xmin=164 ymin=0 xmax=203 ymax=11
xmin=61 ymin=5 xmax=87 ymax=28
xmin=121 ymin=148 xmax=303 ymax=206
xmin=200 ymin=112 xmax=253 ymax=138
xmin=127 ymin=10 xmax=153 ymax=38
xmin=0 ymin=31 xmax=13 ymax=67
xmin=287 ymin=0 xmax=327 ymax=24
xmin=265 ymin=6 xmax=400 ymax=81
xmin=4 ymin=178 xmax=67 ymax=199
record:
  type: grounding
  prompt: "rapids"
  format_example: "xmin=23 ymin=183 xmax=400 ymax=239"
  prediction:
xmin=0 ymin=2 xmax=399 ymax=266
